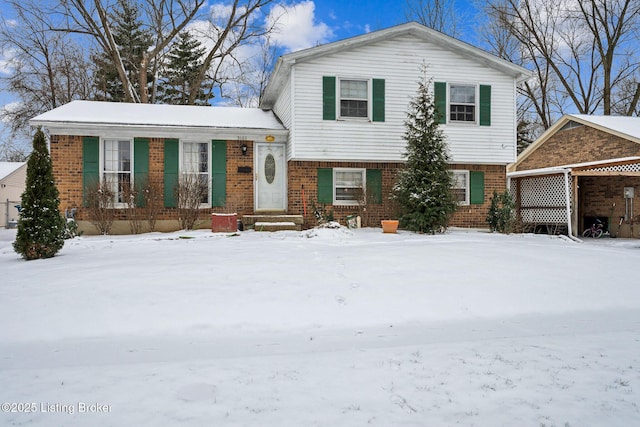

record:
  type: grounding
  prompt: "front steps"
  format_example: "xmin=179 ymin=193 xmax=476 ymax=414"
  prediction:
xmin=242 ymin=214 xmax=304 ymax=232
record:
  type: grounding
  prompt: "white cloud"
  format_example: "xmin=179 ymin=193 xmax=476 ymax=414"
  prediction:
xmin=266 ymin=1 xmax=333 ymax=52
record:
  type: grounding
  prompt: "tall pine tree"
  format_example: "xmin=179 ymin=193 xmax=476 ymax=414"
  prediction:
xmin=13 ymin=128 xmax=65 ymax=260
xmin=157 ymin=31 xmax=212 ymax=105
xmin=393 ymin=67 xmax=457 ymax=233
xmin=92 ymin=0 xmax=153 ymax=102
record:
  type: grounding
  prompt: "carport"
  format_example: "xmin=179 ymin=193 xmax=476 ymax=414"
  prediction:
xmin=508 ymin=157 xmax=640 ymax=238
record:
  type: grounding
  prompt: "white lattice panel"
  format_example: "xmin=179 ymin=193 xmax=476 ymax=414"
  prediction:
xmin=589 ymin=162 xmax=640 ymax=173
xmin=516 ymin=174 xmax=571 ymax=223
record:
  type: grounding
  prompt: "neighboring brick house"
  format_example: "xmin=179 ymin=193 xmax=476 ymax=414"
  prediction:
xmin=31 ymin=22 xmax=529 ymax=233
xmin=508 ymin=115 xmax=640 ymax=238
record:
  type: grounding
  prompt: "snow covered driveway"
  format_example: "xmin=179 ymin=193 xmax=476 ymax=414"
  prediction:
xmin=1 ymin=228 xmax=639 ymax=426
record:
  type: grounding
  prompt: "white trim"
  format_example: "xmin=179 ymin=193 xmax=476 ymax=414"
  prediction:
xmin=333 ymin=168 xmax=366 ymax=206
xmin=100 ymin=137 xmax=133 ymax=208
xmin=448 ymin=83 xmax=478 ymax=125
xmin=507 ymin=156 xmax=640 ymax=178
xmin=337 ymin=77 xmax=371 ymax=121
xmin=254 ymin=143 xmax=287 ymax=212
xmin=179 ymin=140 xmax=212 ymax=206
xmin=36 ymin=123 xmax=288 ymax=141
xmin=452 ymin=170 xmax=470 ymax=205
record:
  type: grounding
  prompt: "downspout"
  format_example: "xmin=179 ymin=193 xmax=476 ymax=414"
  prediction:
xmin=564 ymin=170 xmax=580 ymax=242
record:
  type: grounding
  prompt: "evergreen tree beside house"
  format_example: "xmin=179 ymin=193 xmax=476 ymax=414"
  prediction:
xmin=13 ymin=128 xmax=65 ymax=260
xmin=393 ymin=69 xmax=457 ymax=233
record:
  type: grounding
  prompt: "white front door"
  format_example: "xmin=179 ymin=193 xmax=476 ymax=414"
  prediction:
xmin=255 ymin=143 xmax=286 ymax=212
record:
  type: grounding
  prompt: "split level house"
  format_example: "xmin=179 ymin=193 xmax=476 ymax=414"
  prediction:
xmin=30 ymin=22 xmax=530 ymax=234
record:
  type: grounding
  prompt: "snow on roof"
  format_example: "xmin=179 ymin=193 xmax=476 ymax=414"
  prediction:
xmin=30 ymin=100 xmax=286 ymax=131
xmin=0 ymin=162 xmax=26 ymax=181
xmin=569 ymin=114 xmax=640 ymax=140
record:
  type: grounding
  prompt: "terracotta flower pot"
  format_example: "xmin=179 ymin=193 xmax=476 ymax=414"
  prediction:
xmin=381 ymin=220 xmax=399 ymax=233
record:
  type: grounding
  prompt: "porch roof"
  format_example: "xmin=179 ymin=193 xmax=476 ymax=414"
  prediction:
xmin=507 ymin=157 xmax=640 ymax=178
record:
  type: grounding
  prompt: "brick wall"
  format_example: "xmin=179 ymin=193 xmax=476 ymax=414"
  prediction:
xmin=449 ymin=164 xmax=506 ymax=228
xmin=52 ymin=134 xmax=506 ymax=232
xmin=51 ymin=135 xmax=255 ymax=232
xmin=288 ymin=161 xmax=506 ymax=229
xmin=579 ymin=176 xmax=640 ymax=238
xmin=50 ymin=135 xmax=84 ymax=216
xmin=518 ymin=125 xmax=640 ymax=170
xmin=287 ymin=161 xmax=403 ymax=228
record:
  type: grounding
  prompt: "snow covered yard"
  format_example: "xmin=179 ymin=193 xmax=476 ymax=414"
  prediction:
xmin=1 ymin=226 xmax=639 ymax=426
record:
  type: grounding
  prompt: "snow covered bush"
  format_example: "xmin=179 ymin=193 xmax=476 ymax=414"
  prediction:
xmin=393 ymin=66 xmax=457 ymax=233
xmin=487 ymin=190 xmax=515 ymax=233
xmin=13 ymin=127 xmax=66 ymax=260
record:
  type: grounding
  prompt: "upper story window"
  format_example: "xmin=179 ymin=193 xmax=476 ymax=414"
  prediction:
xmin=340 ymin=79 xmax=368 ymax=118
xmin=102 ymin=138 xmax=132 ymax=205
xmin=449 ymin=84 xmax=476 ymax=123
xmin=180 ymin=141 xmax=210 ymax=205
xmin=322 ymin=76 xmax=385 ymax=122
xmin=434 ymin=82 xmax=490 ymax=126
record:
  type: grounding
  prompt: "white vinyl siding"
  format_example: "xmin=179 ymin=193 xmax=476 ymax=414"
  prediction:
xmin=281 ymin=34 xmax=517 ymax=164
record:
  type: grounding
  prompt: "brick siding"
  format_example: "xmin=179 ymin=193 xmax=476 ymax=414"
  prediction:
xmin=579 ymin=176 xmax=640 ymax=238
xmin=518 ymin=125 xmax=640 ymax=170
xmin=51 ymin=135 xmax=255 ymax=232
xmin=52 ymin=134 xmax=506 ymax=232
xmin=288 ymin=161 xmax=506 ymax=229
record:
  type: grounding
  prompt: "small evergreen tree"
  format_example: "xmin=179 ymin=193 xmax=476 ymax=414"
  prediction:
xmin=13 ymin=128 xmax=65 ymax=260
xmin=157 ymin=31 xmax=212 ymax=105
xmin=393 ymin=66 xmax=457 ymax=233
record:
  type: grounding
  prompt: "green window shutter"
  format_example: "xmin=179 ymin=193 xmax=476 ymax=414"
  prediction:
xmin=372 ymin=78 xmax=385 ymax=122
xmin=82 ymin=136 xmax=99 ymax=207
xmin=434 ymin=82 xmax=447 ymax=124
xmin=479 ymin=85 xmax=491 ymax=126
xmin=163 ymin=139 xmax=179 ymax=208
xmin=322 ymin=76 xmax=336 ymax=120
xmin=134 ymin=138 xmax=149 ymax=206
xmin=211 ymin=140 xmax=227 ymax=207
xmin=317 ymin=168 xmax=333 ymax=203
xmin=366 ymin=169 xmax=382 ymax=204
xmin=470 ymin=171 xmax=485 ymax=205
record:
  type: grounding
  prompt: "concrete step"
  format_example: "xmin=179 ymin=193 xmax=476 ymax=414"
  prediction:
xmin=242 ymin=215 xmax=304 ymax=231
xmin=253 ymin=221 xmax=299 ymax=232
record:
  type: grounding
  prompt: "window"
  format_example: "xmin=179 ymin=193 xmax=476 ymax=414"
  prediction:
xmin=452 ymin=170 xmax=469 ymax=205
xmin=449 ymin=84 xmax=476 ymax=122
xmin=181 ymin=141 xmax=210 ymax=205
xmin=102 ymin=138 xmax=132 ymax=205
xmin=334 ymin=168 xmax=365 ymax=205
xmin=339 ymin=79 xmax=368 ymax=118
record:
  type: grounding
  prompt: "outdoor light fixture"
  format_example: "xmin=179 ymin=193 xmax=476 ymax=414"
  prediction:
xmin=241 ymin=143 xmax=247 ymax=156
xmin=265 ymin=135 xmax=275 ymax=142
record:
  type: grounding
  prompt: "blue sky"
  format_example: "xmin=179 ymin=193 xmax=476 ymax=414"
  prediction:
xmin=0 ymin=0 xmax=481 ymax=149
